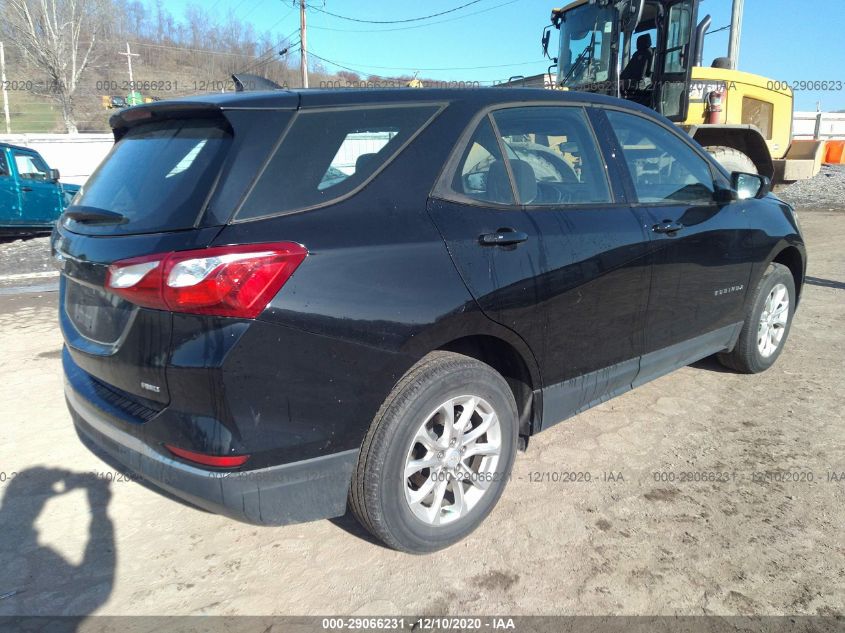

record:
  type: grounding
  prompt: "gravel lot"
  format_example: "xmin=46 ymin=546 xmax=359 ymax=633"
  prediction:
xmin=0 ymin=175 xmax=843 ymax=620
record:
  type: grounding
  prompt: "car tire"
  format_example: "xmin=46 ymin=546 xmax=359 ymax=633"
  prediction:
xmin=704 ymin=145 xmax=758 ymax=175
xmin=349 ymin=351 xmax=518 ymax=554
xmin=718 ymin=263 xmax=796 ymax=374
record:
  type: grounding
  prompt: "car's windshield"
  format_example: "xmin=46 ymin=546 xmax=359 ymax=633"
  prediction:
xmin=559 ymin=3 xmax=616 ymax=89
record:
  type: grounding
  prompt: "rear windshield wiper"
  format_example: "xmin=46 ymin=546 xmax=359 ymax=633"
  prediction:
xmin=63 ymin=207 xmax=129 ymax=225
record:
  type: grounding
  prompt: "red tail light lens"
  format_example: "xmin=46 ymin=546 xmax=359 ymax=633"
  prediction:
xmin=165 ymin=444 xmax=250 ymax=468
xmin=106 ymin=242 xmax=307 ymax=318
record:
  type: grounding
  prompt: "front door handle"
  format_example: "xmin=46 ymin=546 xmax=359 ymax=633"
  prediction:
xmin=479 ymin=229 xmax=529 ymax=246
xmin=652 ymin=221 xmax=684 ymax=235
xmin=20 ymin=186 xmax=33 ymax=192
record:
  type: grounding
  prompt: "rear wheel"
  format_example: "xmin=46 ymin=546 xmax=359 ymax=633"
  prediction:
xmin=718 ymin=264 xmax=795 ymax=374
xmin=704 ymin=145 xmax=758 ymax=174
xmin=349 ymin=351 xmax=518 ymax=553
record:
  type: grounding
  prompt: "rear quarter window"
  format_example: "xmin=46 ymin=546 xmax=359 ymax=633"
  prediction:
xmin=235 ymin=104 xmax=442 ymax=220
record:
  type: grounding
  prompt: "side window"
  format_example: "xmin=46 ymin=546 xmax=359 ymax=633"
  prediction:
xmin=452 ymin=117 xmax=514 ymax=206
xmin=0 ymin=153 xmax=8 ymax=177
xmin=664 ymin=0 xmax=693 ymax=74
xmin=490 ymin=106 xmax=611 ymax=205
xmin=14 ymin=152 xmax=50 ymax=181
xmin=742 ymin=97 xmax=774 ymax=140
xmin=238 ymin=104 xmax=441 ymax=220
xmin=320 ymin=131 xmax=396 ymax=191
xmin=606 ymin=110 xmax=716 ymax=205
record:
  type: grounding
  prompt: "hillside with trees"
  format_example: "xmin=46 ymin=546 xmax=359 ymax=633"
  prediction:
xmin=0 ymin=0 xmax=428 ymax=133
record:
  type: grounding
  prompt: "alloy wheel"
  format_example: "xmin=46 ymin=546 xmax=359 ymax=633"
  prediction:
xmin=403 ymin=395 xmax=502 ymax=526
xmin=757 ymin=283 xmax=790 ymax=358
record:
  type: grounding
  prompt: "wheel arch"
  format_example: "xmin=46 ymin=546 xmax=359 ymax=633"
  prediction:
xmin=769 ymin=245 xmax=806 ymax=304
xmin=437 ymin=334 xmax=541 ymax=440
xmin=689 ymin=125 xmax=775 ymax=178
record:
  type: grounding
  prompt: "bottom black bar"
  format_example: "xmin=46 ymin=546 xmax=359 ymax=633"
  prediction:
xmin=2 ymin=616 xmax=844 ymax=633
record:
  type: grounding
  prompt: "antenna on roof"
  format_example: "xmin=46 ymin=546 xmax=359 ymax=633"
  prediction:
xmin=231 ymin=73 xmax=285 ymax=92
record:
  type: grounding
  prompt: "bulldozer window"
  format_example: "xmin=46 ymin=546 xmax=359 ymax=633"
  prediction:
xmin=664 ymin=0 xmax=693 ymax=74
xmin=559 ymin=3 xmax=615 ymax=88
xmin=742 ymin=98 xmax=775 ymax=140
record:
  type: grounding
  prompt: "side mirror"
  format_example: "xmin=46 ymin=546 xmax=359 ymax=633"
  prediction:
xmin=732 ymin=172 xmax=770 ymax=200
xmin=617 ymin=0 xmax=645 ymax=35
xmin=542 ymin=26 xmax=552 ymax=58
xmin=49 ymin=168 xmax=60 ymax=182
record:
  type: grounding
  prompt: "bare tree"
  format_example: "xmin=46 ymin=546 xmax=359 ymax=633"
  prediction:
xmin=3 ymin=0 xmax=110 ymax=133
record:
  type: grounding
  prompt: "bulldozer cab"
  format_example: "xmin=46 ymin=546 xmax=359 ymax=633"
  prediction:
xmin=547 ymin=0 xmax=703 ymax=122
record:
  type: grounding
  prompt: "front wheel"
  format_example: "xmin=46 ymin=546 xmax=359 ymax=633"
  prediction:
xmin=718 ymin=263 xmax=796 ymax=373
xmin=349 ymin=351 xmax=518 ymax=553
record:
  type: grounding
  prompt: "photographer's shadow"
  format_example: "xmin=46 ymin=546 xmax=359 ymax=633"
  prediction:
xmin=0 ymin=467 xmax=115 ymax=617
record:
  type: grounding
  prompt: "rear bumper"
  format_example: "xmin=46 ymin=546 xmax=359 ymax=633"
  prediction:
xmin=65 ymin=370 xmax=358 ymax=526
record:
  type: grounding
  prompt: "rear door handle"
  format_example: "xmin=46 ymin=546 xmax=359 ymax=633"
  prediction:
xmin=652 ymin=221 xmax=684 ymax=235
xmin=20 ymin=186 xmax=33 ymax=192
xmin=479 ymin=229 xmax=529 ymax=246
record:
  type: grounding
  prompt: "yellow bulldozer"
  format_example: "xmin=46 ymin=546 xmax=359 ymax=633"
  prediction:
xmin=541 ymin=0 xmax=825 ymax=183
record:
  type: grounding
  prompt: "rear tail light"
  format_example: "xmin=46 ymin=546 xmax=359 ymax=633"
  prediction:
xmin=166 ymin=444 xmax=250 ymax=468
xmin=106 ymin=242 xmax=307 ymax=318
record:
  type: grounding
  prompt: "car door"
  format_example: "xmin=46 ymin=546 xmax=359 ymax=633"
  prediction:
xmin=0 ymin=151 xmax=22 ymax=225
xmin=428 ymin=104 xmax=653 ymax=429
xmin=602 ymin=108 xmax=756 ymax=384
xmin=11 ymin=149 xmax=62 ymax=225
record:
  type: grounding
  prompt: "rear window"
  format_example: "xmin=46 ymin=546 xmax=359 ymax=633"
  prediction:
xmin=71 ymin=119 xmax=232 ymax=233
xmin=236 ymin=104 xmax=442 ymax=220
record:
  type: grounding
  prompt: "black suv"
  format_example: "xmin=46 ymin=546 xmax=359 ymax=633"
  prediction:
xmin=54 ymin=88 xmax=806 ymax=553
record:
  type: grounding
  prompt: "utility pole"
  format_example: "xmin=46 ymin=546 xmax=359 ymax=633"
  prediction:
xmin=118 ymin=42 xmax=139 ymax=85
xmin=299 ymin=0 xmax=309 ymax=89
xmin=0 ymin=42 xmax=10 ymax=134
xmin=728 ymin=0 xmax=744 ymax=70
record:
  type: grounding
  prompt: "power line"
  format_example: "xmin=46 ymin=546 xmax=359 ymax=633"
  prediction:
xmin=308 ymin=0 xmax=487 ymax=24
xmin=307 ymin=51 xmax=381 ymax=78
xmin=237 ymin=24 xmax=301 ymax=74
xmin=307 ymin=50 xmax=545 ymax=73
xmin=305 ymin=0 xmax=519 ymax=34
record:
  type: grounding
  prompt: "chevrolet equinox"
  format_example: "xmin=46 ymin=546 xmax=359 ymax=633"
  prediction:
xmin=54 ymin=88 xmax=806 ymax=553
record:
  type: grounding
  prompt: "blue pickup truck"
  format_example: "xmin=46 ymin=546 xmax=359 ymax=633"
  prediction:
xmin=0 ymin=143 xmax=81 ymax=235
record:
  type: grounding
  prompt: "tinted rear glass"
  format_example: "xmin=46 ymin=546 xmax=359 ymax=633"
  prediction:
xmin=70 ymin=119 xmax=231 ymax=234
xmin=236 ymin=104 xmax=441 ymax=220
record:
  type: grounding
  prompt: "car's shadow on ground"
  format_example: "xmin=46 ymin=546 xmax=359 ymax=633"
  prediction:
xmin=805 ymin=276 xmax=845 ymax=291
xmin=328 ymin=512 xmax=391 ymax=549
xmin=0 ymin=232 xmax=50 ymax=244
xmin=0 ymin=467 xmax=115 ymax=619
xmin=689 ymin=355 xmax=735 ymax=374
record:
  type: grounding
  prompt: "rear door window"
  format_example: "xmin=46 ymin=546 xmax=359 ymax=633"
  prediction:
xmin=0 ymin=153 xmax=8 ymax=177
xmin=70 ymin=119 xmax=232 ymax=234
xmin=491 ymin=106 xmax=612 ymax=205
xmin=452 ymin=117 xmax=514 ymax=206
xmin=236 ymin=104 xmax=442 ymax=220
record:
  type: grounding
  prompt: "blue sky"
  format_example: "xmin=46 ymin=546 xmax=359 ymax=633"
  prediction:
xmin=179 ymin=0 xmax=844 ymax=111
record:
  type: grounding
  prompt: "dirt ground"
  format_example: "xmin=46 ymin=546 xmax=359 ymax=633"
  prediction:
xmin=0 ymin=208 xmax=843 ymax=619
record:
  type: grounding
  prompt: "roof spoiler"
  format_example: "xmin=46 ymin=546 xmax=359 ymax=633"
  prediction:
xmin=231 ymin=73 xmax=284 ymax=92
